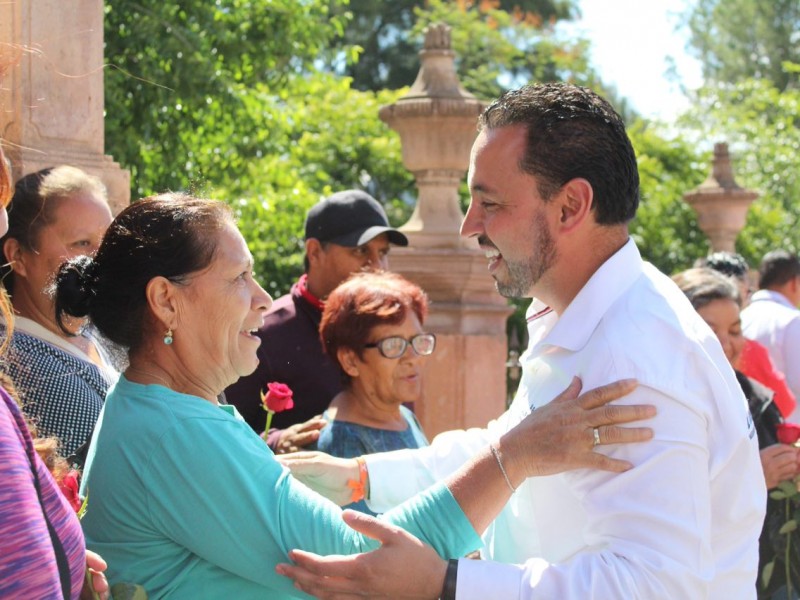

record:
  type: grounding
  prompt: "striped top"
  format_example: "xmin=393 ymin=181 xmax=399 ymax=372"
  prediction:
xmin=0 ymin=386 xmax=86 ymax=599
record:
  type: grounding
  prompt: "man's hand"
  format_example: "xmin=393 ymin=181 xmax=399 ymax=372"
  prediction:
xmin=274 ymin=416 xmax=327 ymax=455
xmin=760 ymin=443 xmax=800 ymax=489
xmin=276 ymin=510 xmax=446 ymax=600
xmin=80 ymin=550 xmax=109 ymax=600
xmin=277 ymin=452 xmax=361 ymax=506
xmin=502 ymin=377 xmax=654 ymax=479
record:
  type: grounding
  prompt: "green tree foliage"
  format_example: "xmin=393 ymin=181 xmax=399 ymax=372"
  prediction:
xmin=683 ymin=0 xmax=800 ymax=91
xmin=678 ymin=76 xmax=800 ymax=263
xmin=103 ymin=0 xmax=351 ymax=198
xmin=332 ymin=0 xmax=580 ymax=94
xmin=628 ymin=122 xmax=709 ymax=274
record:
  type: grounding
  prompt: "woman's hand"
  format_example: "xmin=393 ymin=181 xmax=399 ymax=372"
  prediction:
xmin=80 ymin=550 xmax=109 ymax=600
xmin=760 ymin=443 xmax=800 ymax=489
xmin=277 ymin=452 xmax=361 ymax=506
xmin=500 ymin=377 xmax=654 ymax=482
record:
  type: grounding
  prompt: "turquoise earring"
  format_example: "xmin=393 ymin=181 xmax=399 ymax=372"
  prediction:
xmin=163 ymin=328 xmax=174 ymax=345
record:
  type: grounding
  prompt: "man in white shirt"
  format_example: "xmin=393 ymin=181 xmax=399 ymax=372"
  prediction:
xmin=742 ymin=250 xmax=800 ymax=422
xmin=278 ymin=83 xmax=765 ymax=599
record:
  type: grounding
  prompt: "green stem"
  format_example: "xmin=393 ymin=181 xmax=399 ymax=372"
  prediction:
xmin=265 ymin=410 xmax=274 ymax=435
xmin=85 ymin=568 xmax=101 ymax=600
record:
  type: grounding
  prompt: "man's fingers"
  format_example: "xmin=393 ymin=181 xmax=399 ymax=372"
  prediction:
xmin=339 ymin=509 xmax=403 ymax=544
xmin=587 ymin=401 xmax=655 ymax=427
xmin=297 ymin=418 xmax=328 ymax=433
xmin=577 ymin=379 xmax=638 ymax=410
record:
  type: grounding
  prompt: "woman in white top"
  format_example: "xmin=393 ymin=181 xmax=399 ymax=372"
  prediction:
xmin=1 ymin=166 xmax=115 ymax=459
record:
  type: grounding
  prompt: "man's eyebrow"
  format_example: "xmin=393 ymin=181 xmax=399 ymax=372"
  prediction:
xmin=470 ymin=182 xmax=495 ymax=195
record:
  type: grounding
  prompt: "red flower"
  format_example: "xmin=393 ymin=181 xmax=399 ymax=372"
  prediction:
xmin=59 ymin=470 xmax=82 ymax=513
xmin=776 ymin=423 xmax=800 ymax=445
xmin=262 ymin=382 xmax=294 ymax=413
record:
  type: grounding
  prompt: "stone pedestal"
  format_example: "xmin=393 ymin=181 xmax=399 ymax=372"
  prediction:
xmin=381 ymin=25 xmax=511 ymax=437
xmin=0 ymin=0 xmax=130 ymax=213
xmin=683 ymin=143 xmax=758 ymax=253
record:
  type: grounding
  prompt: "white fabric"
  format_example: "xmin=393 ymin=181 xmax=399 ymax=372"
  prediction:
xmin=366 ymin=239 xmax=764 ymax=599
xmin=741 ymin=289 xmax=800 ymax=422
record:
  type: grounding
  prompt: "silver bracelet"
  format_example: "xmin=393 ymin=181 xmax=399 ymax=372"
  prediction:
xmin=489 ymin=444 xmax=516 ymax=493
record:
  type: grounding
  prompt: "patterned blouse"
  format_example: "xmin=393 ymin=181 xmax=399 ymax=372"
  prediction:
xmin=1 ymin=324 xmax=113 ymax=457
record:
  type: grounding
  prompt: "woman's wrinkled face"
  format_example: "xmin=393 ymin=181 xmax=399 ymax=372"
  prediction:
xmin=173 ymin=221 xmax=272 ymax=390
xmin=349 ymin=312 xmax=429 ymax=407
xmin=697 ymin=298 xmax=745 ymax=368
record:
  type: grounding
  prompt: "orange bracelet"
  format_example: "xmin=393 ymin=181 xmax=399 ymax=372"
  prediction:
xmin=346 ymin=457 xmax=368 ymax=503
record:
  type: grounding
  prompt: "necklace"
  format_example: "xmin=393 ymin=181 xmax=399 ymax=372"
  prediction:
xmin=125 ymin=366 xmax=174 ymax=390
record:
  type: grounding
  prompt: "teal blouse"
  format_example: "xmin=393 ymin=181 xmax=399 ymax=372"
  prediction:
xmin=80 ymin=377 xmax=479 ymax=599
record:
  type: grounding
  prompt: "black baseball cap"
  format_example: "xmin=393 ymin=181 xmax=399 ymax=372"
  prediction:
xmin=304 ymin=190 xmax=408 ymax=247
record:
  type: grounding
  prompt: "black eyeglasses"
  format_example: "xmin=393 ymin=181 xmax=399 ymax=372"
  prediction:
xmin=364 ymin=333 xmax=437 ymax=359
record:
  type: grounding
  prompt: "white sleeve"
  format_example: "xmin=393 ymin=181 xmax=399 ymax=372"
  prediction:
xmin=455 ymin=384 xmax=762 ymax=599
xmin=781 ymin=317 xmax=800 ymax=401
xmin=365 ymin=408 xmax=516 ymax=513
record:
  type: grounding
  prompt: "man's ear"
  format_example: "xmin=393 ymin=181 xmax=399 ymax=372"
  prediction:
xmin=305 ymin=238 xmax=325 ymax=270
xmin=3 ymin=237 xmax=28 ymax=278
xmin=337 ymin=347 xmax=360 ymax=378
xmin=144 ymin=276 xmax=179 ymax=332
xmin=557 ymin=178 xmax=594 ymax=233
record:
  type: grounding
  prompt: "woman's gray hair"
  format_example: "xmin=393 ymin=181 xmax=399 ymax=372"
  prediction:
xmin=672 ymin=267 xmax=741 ymax=310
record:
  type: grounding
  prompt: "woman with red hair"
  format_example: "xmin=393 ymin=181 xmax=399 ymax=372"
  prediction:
xmin=318 ymin=271 xmax=434 ymax=514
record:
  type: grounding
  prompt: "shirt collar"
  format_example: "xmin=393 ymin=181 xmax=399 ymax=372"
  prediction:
xmin=295 ymin=273 xmax=325 ymax=311
xmin=749 ymin=289 xmax=798 ymax=310
xmin=528 ymin=238 xmax=643 ymax=352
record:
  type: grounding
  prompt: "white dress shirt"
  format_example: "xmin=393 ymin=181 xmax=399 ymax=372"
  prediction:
xmin=741 ymin=289 xmax=800 ymax=422
xmin=366 ymin=239 xmax=765 ymax=599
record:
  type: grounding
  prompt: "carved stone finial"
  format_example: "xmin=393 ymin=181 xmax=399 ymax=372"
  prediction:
xmin=423 ymin=24 xmax=452 ymax=51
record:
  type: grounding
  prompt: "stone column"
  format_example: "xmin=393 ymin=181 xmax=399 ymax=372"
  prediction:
xmin=380 ymin=25 xmax=511 ymax=437
xmin=683 ymin=142 xmax=758 ymax=253
xmin=0 ymin=0 xmax=129 ymax=213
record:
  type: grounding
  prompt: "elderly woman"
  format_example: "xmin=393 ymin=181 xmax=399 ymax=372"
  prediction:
xmin=317 ymin=271 xmax=432 ymax=513
xmin=673 ymin=267 xmax=800 ymax=598
xmin=54 ymin=192 xmax=651 ymax=599
xmin=0 ymin=166 xmax=115 ymax=458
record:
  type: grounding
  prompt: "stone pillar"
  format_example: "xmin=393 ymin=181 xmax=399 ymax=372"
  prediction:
xmin=0 ymin=0 xmax=130 ymax=213
xmin=380 ymin=24 xmax=511 ymax=437
xmin=683 ymin=142 xmax=758 ymax=253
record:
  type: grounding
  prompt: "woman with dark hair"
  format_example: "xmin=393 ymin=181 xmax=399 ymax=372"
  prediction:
xmin=317 ymin=271 xmax=433 ymax=513
xmin=1 ymin=165 xmax=115 ymax=458
xmin=55 ymin=192 xmax=652 ymax=598
xmin=673 ymin=267 xmax=800 ymax=598
xmin=0 ymin=149 xmax=109 ymax=598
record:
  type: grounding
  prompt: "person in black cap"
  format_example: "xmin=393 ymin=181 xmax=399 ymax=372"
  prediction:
xmin=224 ymin=190 xmax=408 ymax=452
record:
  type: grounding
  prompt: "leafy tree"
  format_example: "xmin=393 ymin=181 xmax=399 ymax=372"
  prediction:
xmin=103 ymin=0 xmax=351 ymax=198
xmin=678 ymin=76 xmax=800 ymax=264
xmin=331 ymin=0 xmax=580 ymax=93
xmin=683 ymin=0 xmax=800 ymax=91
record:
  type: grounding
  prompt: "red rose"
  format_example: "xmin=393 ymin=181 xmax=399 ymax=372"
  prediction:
xmin=59 ymin=471 xmax=82 ymax=513
xmin=776 ymin=423 xmax=800 ymax=445
xmin=262 ymin=382 xmax=294 ymax=413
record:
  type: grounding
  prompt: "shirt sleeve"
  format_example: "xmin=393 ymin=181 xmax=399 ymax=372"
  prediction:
xmin=365 ymin=425 xmax=498 ymax=513
xmin=781 ymin=318 xmax=800 ymax=402
xmin=144 ymin=417 xmax=480 ymax=594
xmin=453 ymin=384 xmax=761 ymax=599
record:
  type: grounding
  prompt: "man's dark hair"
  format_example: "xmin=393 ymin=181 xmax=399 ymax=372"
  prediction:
xmin=694 ymin=252 xmax=749 ymax=282
xmin=478 ymin=82 xmax=639 ymax=224
xmin=758 ymin=250 xmax=800 ymax=289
